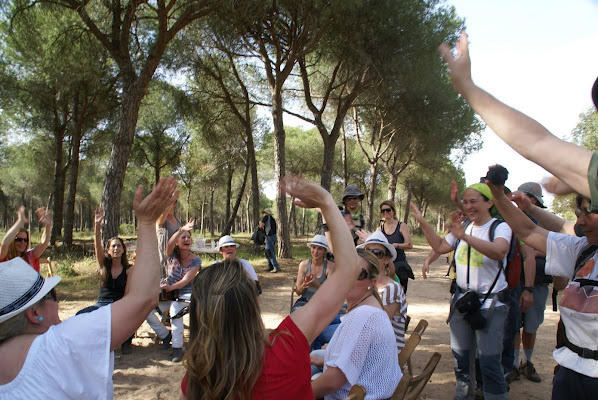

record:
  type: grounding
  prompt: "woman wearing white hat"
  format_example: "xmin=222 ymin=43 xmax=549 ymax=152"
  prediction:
xmin=357 ymin=231 xmax=408 ymax=353
xmin=292 ymin=234 xmax=335 ymax=312
xmin=0 ymin=177 xmax=178 ymax=399
xmin=216 ymin=235 xmax=260 ymax=294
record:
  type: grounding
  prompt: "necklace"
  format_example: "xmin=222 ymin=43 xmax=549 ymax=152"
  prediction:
xmin=348 ymin=293 xmax=372 ymax=312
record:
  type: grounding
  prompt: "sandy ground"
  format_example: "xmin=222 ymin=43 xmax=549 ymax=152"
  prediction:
xmin=58 ymin=245 xmax=558 ymax=399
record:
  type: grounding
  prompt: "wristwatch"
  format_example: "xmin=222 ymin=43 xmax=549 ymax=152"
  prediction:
xmin=523 ymin=286 xmax=534 ymax=293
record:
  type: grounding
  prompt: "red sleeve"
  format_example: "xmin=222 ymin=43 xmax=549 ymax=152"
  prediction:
xmin=181 ymin=372 xmax=187 ymax=398
xmin=26 ymin=250 xmax=40 ymax=272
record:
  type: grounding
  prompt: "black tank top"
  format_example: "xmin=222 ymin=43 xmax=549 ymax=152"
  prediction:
xmin=98 ymin=267 xmax=127 ymax=303
xmin=381 ymin=221 xmax=407 ymax=263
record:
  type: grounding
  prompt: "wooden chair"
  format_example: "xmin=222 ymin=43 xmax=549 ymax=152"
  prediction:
xmin=344 ymin=384 xmax=366 ymax=400
xmin=392 ymin=352 xmax=441 ymax=400
xmin=39 ymin=257 xmax=54 ymax=277
xmin=398 ymin=319 xmax=428 ymax=373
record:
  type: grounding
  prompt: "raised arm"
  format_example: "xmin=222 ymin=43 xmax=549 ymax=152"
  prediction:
xmin=166 ymin=218 xmax=194 ymax=256
xmin=487 ymin=182 xmax=548 ymax=254
xmin=0 ymin=206 xmax=27 ymax=259
xmin=93 ymin=208 xmax=105 ymax=271
xmin=32 ymin=207 xmax=51 ymax=259
xmin=294 ymin=259 xmax=309 ymax=296
xmin=109 ymin=177 xmax=178 ymax=350
xmin=511 ymin=192 xmax=575 ymax=235
xmin=449 ymin=219 xmax=509 ymax=261
xmin=409 ymin=203 xmax=453 ymax=254
xmin=519 ymin=243 xmax=536 ymax=313
xmin=439 ymin=31 xmax=592 ymax=198
xmin=283 ymin=177 xmax=359 ymax=344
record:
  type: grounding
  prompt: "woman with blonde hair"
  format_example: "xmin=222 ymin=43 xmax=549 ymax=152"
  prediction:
xmin=310 ymin=247 xmax=400 ymax=399
xmin=0 ymin=206 xmax=51 ymax=272
xmin=180 ymin=177 xmax=360 ymax=400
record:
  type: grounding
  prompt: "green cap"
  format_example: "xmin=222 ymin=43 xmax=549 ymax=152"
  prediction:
xmin=467 ymin=183 xmax=493 ymax=200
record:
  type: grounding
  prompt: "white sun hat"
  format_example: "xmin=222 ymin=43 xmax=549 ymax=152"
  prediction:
xmin=216 ymin=235 xmax=240 ymax=251
xmin=0 ymin=258 xmax=61 ymax=323
xmin=356 ymin=231 xmax=397 ymax=262
xmin=307 ymin=234 xmax=329 ymax=251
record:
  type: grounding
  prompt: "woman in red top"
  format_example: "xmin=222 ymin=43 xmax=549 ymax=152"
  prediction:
xmin=0 ymin=206 xmax=51 ymax=272
xmin=180 ymin=177 xmax=360 ymax=400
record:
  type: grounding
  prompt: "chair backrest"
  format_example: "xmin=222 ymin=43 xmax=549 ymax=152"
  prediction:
xmin=345 ymin=384 xmax=366 ymax=400
xmin=39 ymin=257 xmax=54 ymax=277
xmin=398 ymin=319 xmax=428 ymax=370
xmin=404 ymin=352 xmax=441 ymax=400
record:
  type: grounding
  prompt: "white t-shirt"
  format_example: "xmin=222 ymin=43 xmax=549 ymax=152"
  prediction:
xmin=211 ymin=258 xmax=258 ymax=282
xmin=324 ymin=305 xmax=400 ymax=400
xmin=0 ymin=305 xmax=114 ymax=399
xmin=546 ymin=232 xmax=598 ymax=377
xmin=445 ymin=218 xmax=511 ymax=301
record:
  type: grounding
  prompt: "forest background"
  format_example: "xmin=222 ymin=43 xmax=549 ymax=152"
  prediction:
xmin=0 ymin=0 xmax=595 ymax=261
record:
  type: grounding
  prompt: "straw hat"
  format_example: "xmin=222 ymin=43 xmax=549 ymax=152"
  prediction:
xmin=356 ymin=231 xmax=397 ymax=262
xmin=307 ymin=234 xmax=329 ymax=251
xmin=216 ymin=235 xmax=240 ymax=251
xmin=0 ymin=258 xmax=61 ymax=323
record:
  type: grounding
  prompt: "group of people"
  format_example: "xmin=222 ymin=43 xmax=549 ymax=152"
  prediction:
xmin=0 ymin=29 xmax=597 ymax=400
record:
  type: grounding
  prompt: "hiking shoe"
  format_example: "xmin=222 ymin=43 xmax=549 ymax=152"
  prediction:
xmin=160 ymin=332 xmax=172 ymax=350
xmin=505 ymin=366 xmax=520 ymax=383
xmin=520 ymin=361 xmax=541 ymax=382
xmin=270 ymin=268 xmax=280 ymax=273
xmin=172 ymin=347 xmax=184 ymax=363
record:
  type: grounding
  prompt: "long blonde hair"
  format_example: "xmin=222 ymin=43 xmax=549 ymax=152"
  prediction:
xmin=184 ymin=259 xmax=265 ymax=400
xmin=6 ymin=229 xmax=29 ymax=260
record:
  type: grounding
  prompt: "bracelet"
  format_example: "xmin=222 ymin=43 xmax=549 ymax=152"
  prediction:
xmin=523 ymin=286 xmax=534 ymax=293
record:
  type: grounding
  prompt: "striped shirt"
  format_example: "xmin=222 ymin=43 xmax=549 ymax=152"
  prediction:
xmin=378 ymin=281 xmax=407 ymax=351
xmin=166 ymin=255 xmax=202 ymax=296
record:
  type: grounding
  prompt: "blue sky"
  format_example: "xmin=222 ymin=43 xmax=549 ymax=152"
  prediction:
xmin=449 ymin=0 xmax=598 ymax=206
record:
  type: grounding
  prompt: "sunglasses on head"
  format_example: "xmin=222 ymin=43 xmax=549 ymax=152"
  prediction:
xmin=42 ymin=288 xmax=58 ymax=303
xmin=357 ymin=268 xmax=371 ymax=281
xmin=369 ymin=248 xmax=389 ymax=259
xmin=14 ymin=237 xmax=28 ymax=243
xmin=380 ymin=208 xmax=393 ymax=213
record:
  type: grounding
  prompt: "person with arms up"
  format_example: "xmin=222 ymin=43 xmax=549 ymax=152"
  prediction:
xmin=0 ymin=206 xmax=52 ymax=272
xmin=411 ymin=183 xmax=511 ymax=400
xmin=439 ymin=31 xmax=598 ymax=207
xmin=0 ymin=177 xmax=178 ymax=399
xmin=180 ymin=176 xmax=360 ymax=400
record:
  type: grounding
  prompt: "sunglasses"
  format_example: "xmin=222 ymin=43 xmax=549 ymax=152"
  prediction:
xmin=380 ymin=208 xmax=393 ymax=214
xmin=370 ymin=248 xmax=389 ymax=259
xmin=357 ymin=268 xmax=371 ymax=281
xmin=42 ymin=288 xmax=58 ymax=303
xmin=14 ymin=237 xmax=28 ymax=243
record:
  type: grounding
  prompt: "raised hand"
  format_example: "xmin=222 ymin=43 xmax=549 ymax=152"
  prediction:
xmin=17 ymin=206 xmax=28 ymax=224
xmin=510 ymin=192 xmax=532 ymax=212
xmin=181 ymin=218 xmax=195 ymax=232
xmin=94 ymin=207 xmax=104 ymax=226
xmin=542 ymin=176 xmax=574 ymax=195
xmin=36 ymin=207 xmax=52 ymax=226
xmin=449 ymin=220 xmax=465 ymax=240
xmin=409 ymin=202 xmax=424 ymax=222
xmin=280 ymin=176 xmax=332 ymax=209
xmin=438 ymin=31 xmax=473 ymax=95
xmin=133 ymin=177 xmax=179 ymax=224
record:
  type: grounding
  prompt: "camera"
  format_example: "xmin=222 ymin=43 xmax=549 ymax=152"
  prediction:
xmin=455 ymin=291 xmax=486 ymax=330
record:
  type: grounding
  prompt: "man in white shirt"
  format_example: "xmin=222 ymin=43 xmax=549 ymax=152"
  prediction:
xmin=216 ymin=235 xmax=261 ymax=295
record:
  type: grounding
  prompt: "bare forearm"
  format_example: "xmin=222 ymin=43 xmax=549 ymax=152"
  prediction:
xmin=418 ymin=218 xmax=445 ymax=253
xmin=461 ymin=234 xmax=506 ymax=261
xmin=462 ymin=84 xmax=591 ymax=198
xmin=521 ymin=245 xmax=536 ymax=287
xmin=490 ymin=187 xmax=538 ymax=243
xmin=128 ymin=222 xmax=160 ymax=301
xmin=525 ymin=205 xmax=574 ymax=235
xmin=94 ymin=224 xmax=104 ymax=267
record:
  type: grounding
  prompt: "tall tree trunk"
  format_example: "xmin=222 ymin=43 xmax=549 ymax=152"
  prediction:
xmin=301 ymin=207 xmax=306 ymax=236
xmin=366 ymin=163 xmax=378 ymax=231
xmin=50 ymin=127 xmax=66 ymax=246
xmin=403 ymin=182 xmax=412 ymax=223
xmin=245 ymin=125 xmax=261 ymax=234
xmin=223 ymin=161 xmax=249 ymax=235
xmin=63 ymin=103 xmax=83 ymax=247
xmin=101 ymin=82 xmax=145 ymax=242
xmin=272 ymin=90 xmax=291 ymax=258
xmin=225 ymin=162 xmax=233 ymax=226
xmin=209 ymin=187 xmax=215 ymax=236
xmin=342 ymin=125 xmax=348 ymax=188
xmin=387 ymin=172 xmax=399 ymax=203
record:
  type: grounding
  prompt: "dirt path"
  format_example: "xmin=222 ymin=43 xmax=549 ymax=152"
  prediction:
xmin=58 ymin=245 xmax=557 ymax=399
